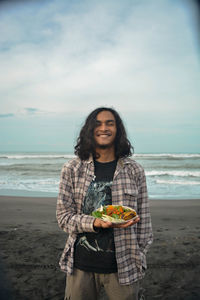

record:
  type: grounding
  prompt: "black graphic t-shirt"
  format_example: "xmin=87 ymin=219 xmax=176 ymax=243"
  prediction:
xmin=74 ymin=160 xmax=118 ymax=273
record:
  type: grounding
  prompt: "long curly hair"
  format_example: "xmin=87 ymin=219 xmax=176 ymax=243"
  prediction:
xmin=74 ymin=107 xmax=134 ymax=160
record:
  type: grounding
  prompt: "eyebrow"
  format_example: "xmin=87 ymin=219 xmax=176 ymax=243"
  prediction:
xmin=96 ymin=119 xmax=115 ymax=123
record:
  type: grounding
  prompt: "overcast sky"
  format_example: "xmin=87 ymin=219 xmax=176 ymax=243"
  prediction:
xmin=0 ymin=0 xmax=199 ymax=153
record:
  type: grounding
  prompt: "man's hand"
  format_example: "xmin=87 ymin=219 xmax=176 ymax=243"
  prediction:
xmin=93 ymin=216 xmax=140 ymax=229
xmin=93 ymin=218 xmax=113 ymax=228
xmin=111 ymin=216 xmax=140 ymax=228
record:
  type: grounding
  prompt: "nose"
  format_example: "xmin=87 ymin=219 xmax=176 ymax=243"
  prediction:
xmin=99 ymin=122 xmax=107 ymax=131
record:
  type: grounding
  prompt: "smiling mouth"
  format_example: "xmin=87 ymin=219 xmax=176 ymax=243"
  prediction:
xmin=96 ymin=132 xmax=112 ymax=137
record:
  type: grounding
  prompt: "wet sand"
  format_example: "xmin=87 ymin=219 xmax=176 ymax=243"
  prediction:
xmin=0 ymin=196 xmax=200 ymax=300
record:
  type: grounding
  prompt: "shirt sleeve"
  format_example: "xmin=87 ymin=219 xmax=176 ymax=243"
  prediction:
xmin=136 ymin=168 xmax=153 ymax=256
xmin=56 ymin=163 xmax=97 ymax=235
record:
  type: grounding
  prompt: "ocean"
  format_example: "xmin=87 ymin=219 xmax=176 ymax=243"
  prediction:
xmin=0 ymin=152 xmax=200 ymax=199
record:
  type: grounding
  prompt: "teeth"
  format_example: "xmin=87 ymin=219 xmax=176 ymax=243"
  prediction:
xmin=96 ymin=132 xmax=111 ymax=137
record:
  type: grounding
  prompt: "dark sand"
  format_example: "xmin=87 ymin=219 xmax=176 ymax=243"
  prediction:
xmin=0 ymin=196 xmax=200 ymax=300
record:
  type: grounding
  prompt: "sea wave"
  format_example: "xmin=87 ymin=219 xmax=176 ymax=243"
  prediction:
xmin=0 ymin=153 xmax=200 ymax=159
xmin=156 ymin=179 xmax=200 ymax=185
xmin=0 ymin=164 xmax=61 ymax=172
xmin=0 ymin=152 xmax=200 ymax=199
xmin=0 ymin=179 xmax=60 ymax=193
xmin=0 ymin=154 xmax=75 ymax=159
xmin=146 ymin=170 xmax=200 ymax=177
xmin=0 ymin=179 xmax=60 ymax=185
xmin=134 ymin=153 xmax=200 ymax=159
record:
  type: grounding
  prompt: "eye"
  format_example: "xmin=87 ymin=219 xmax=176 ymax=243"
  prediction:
xmin=106 ymin=121 xmax=115 ymax=126
xmin=95 ymin=120 xmax=101 ymax=127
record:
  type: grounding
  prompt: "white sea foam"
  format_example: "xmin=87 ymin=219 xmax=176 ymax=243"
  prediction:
xmin=0 ymin=154 xmax=75 ymax=159
xmin=134 ymin=153 xmax=200 ymax=158
xmin=0 ymin=179 xmax=60 ymax=193
xmin=156 ymin=179 xmax=200 ymax=185
xmin=146 ymin=170 xmax=200 ymax=177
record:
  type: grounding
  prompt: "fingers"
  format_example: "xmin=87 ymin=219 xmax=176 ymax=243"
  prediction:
xmin=132 ymin=216 xmax=140 ymax=224
xmin=94 ymin=216 xmax=140 ymax=229
xmin=93 ymin=218 xmax=112 ymax=228
xmin=112 ymin=216 xmax=140 ymax=228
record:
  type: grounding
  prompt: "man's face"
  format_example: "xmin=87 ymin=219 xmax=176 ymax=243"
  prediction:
xmin=94 ymin=110 xmax=117 ymax=149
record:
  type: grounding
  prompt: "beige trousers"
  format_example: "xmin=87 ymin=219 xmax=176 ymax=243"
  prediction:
xmin=64 ymin=268 xmax=139 ymax=300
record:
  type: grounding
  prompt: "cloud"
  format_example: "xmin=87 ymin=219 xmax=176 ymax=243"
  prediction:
xmin=0 ymin=113 xmax=15 ymax=118
xmin=0 ymin=0 xmax=199 ymax=118
xmin=15 ymin=107 xmax=46 ymax=116
xmin=25 ymin=107 xmax=39 ymax=114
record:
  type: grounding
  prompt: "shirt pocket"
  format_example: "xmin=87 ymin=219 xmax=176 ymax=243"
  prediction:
xmin=123 ymin=185 xmax=138 ymax=208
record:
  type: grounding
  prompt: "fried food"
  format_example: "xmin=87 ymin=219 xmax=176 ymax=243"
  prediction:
xmin=91 ymin=205 xmax=137 ymax=223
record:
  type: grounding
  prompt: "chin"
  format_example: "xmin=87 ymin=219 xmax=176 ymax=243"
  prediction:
xmin=98 ymin=144 xmax=109 ymax=149
xmin=96 ymin=143 xmax=114 ymax=149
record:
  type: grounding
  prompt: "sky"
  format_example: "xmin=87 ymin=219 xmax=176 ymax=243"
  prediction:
xmin=0 ymin=0 xmax=199 ymax=153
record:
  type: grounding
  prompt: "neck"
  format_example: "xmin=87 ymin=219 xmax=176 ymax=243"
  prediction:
xmin=95 ymin=147 xmax=116 ymax=163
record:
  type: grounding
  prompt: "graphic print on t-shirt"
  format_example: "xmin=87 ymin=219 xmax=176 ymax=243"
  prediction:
xmin=82 ymin=181 xmax=112 ymax=214
xmin=77 ymin=180 xmax=114 ymax=253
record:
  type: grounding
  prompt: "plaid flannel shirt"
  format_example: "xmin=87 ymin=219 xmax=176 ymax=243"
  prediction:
xmin=56 ymin=156 xmax=153 ymax=285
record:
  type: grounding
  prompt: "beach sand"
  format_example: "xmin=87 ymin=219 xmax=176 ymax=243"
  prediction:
xmin=0 ymin=196 xmax=199 ymax=300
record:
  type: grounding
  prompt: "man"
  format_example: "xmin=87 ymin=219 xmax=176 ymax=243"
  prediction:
xmin=57 ymin=107 xmax=153 ymax=300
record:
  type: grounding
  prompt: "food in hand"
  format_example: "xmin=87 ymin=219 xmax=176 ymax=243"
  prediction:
xmin=91 ymin=205 xmax=137 ymax=223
